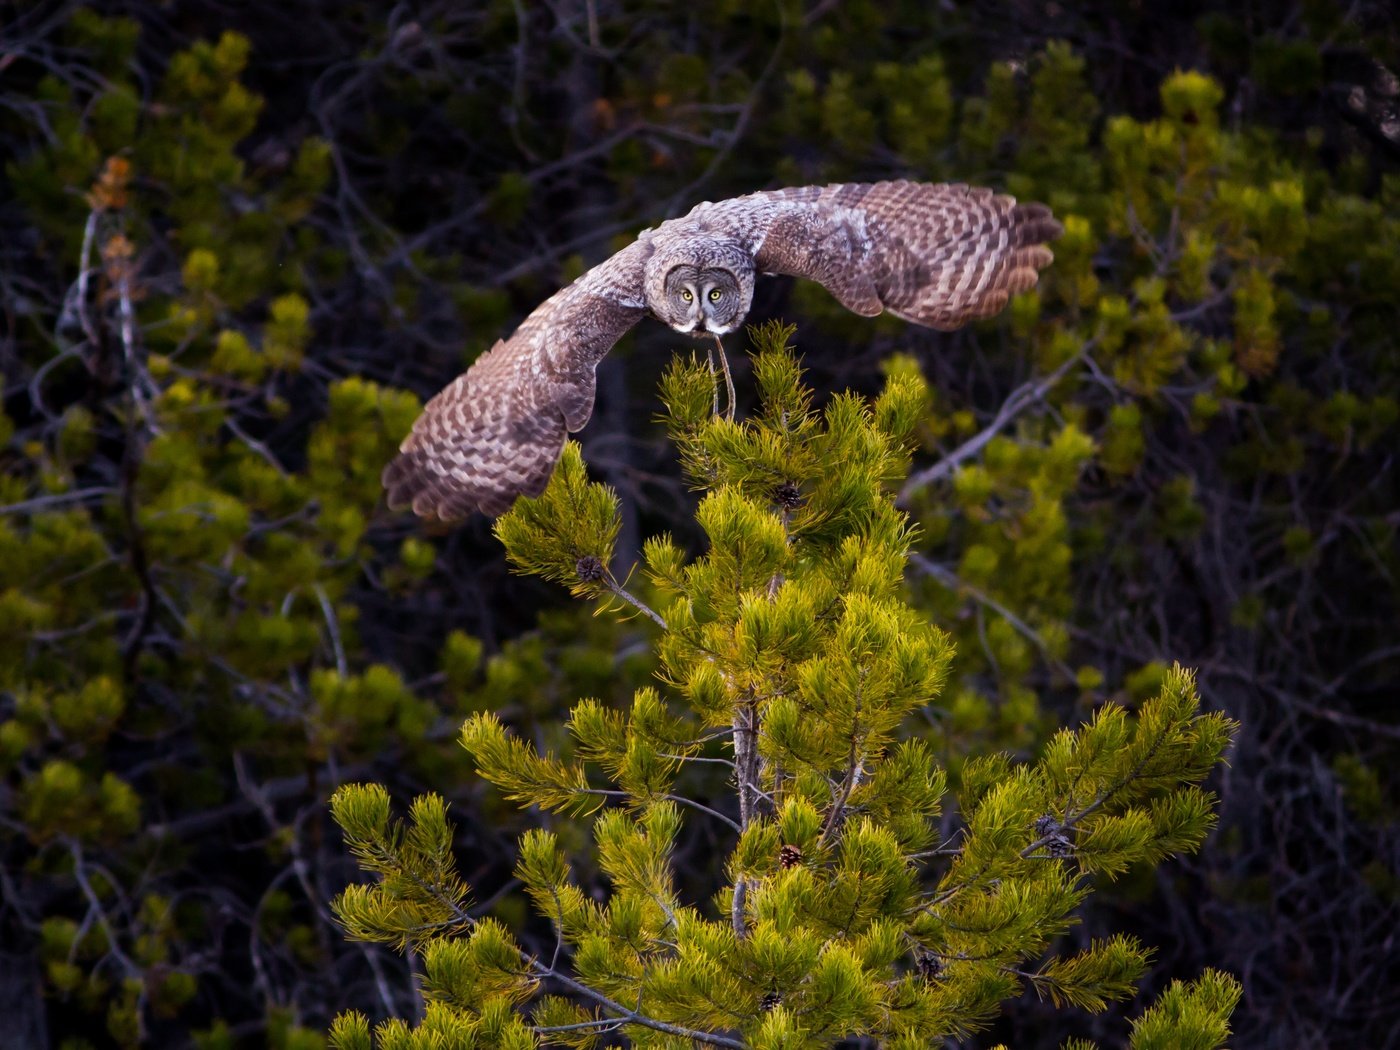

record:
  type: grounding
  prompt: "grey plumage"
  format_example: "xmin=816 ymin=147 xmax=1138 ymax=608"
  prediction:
xmin=383 ymin=180 xmax=1062 ymax=520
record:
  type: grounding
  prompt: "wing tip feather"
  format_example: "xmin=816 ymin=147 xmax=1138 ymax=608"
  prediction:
xmin=381 ymin=413 xmax=569 ymax=523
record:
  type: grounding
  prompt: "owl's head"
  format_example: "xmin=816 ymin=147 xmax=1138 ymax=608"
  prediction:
xmin=646 ymin=241 xmax=754 ymax=336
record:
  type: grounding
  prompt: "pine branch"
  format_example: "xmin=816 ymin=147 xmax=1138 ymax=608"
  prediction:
xmin=532 ymin=1017 xmax=626 ymax=1036
xmin=818 ymin=672 xmax=867 ymax=849
xmin=525 ymin=958 xmax=747 ymax=1050
xmin=1020 ymin=704 xmax=1176 ymax=860
xmin=586 ymin=789 xmax=741 ymax=833
xmin=601 ymin=572 xmax=667 ymax=629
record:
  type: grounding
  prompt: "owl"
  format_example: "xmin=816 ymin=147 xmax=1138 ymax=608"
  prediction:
xmin=383 ymin=181 xmax=1062 ymax=520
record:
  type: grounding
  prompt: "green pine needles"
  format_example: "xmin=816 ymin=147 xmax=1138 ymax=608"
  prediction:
xmin=328 ymin=322 xmax=1240 ymax=1049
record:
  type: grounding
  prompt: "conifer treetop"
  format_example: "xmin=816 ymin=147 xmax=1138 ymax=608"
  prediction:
xmin=329 ymin=323 xmax=1239 ymax=1049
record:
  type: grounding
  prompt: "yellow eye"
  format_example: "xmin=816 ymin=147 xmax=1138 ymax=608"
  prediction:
xmin=709 ymin=288 xmax=722 ymax=302
xmin=681 ymin=289 xmax=693 ymax=302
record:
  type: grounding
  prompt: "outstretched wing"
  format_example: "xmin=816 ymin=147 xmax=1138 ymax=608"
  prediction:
xmin=385 ymin=182 xmax=1061 ymax=521
xmin=382 ymin=241 xmax=650 ymax=520
xmin=703 ymin=180 xmax=1062 ymax=330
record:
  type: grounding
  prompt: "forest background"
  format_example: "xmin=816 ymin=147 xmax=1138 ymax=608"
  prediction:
xmin=1 ymin=0 xmax=1398 ymax=1047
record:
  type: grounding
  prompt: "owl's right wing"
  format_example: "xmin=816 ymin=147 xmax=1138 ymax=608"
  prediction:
xmin=713 ymin=181 xmax=1061 ymax=331
xmin=382 ymin=241 xmax=651 ymax=521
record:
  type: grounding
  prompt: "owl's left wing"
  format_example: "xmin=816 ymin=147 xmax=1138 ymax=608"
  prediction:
xmin=704 ymin=180 xmax=1061 ymax=331
xmin=382 ymin=241 xmax=650 ymax=520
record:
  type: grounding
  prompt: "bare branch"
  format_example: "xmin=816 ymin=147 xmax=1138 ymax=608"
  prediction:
xmin=898 ymin=346 xmax=1090 ymax=504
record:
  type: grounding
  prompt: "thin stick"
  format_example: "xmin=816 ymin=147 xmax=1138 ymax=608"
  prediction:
xmin=705 ymin=341 xmax=720 ymax=417
xmin=0 ymin=488 xmax=111 ymax=516
xmin=712 ymin=333 xmax=736 ymax=421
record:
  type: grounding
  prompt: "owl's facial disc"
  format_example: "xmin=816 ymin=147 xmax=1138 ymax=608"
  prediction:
xmin=698 ymin=270 xmax=744 ymax=334
xmin=662 ymin=267 xmax=704 ymax=332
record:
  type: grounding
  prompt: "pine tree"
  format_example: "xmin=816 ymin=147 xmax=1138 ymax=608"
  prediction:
xmin=328 ymin=323 xmax=1240 ymax=1049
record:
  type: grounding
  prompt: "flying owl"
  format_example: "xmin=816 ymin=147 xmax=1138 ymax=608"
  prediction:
xmin=383 ymin=180 xmax=1062 ymax=520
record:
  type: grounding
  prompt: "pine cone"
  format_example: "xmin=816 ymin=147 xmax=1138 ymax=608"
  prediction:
xmin=575 ymin=555 xmax=605 ymax=582
xmin=773 ymin=482 xmax=802 ymax=510
xmin=917 ymin=954 xmax=943 ymax=982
